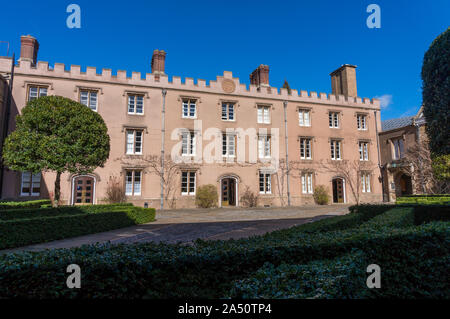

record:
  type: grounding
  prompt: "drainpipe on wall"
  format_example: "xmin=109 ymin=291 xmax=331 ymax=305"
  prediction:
xmin=374 ymin=110 xmax=385 ymax=202
xmin=160 ymin=88 xmax=167 ymax=210
xmin=283 ymin=101 xmax=291 ymax=206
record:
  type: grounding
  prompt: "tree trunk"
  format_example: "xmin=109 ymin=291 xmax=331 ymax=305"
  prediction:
xmin=54 ymin=171 xmax=61 ymax=207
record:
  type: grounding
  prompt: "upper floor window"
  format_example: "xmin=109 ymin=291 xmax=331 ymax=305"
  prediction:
xmin=259 ymin=172 xmax=272 ymax=194
xmin=126 ymin=130 xmax=143 ymax=155
xmin=357 ymin=114 xmax=367 ymax=130
xmin=298 ymin=109 xmax=311 ymax=127
xmin=221 ymin=102 xmax=235 ymax=121
xmin=125 ymin=170 xmax=141 ymax=196
xmin=300 ymin=138 xmax=312 ymax=160
xmin=257 ymin=106 xmax=270 ymax=124
xmin=392 ymin=138 xmax=405 ymax=160
xmin=301 ymin=172 xmax=313 ymax=194
xmin=258 ymin=135 xmax=271 ymax=159
xmin=182 ymin=98 xmax=196 ymax=119
xmin=329 ymin=112 xmax=340 ymax=128
xmin=80 ymin=90 xmax=98 ymax=112
xmin=361 ymin=172 xmax=371 ymax=193
xmin=181 ymin=131 xmax=196 ymax=156
xmin=28 ymin=85 xmax=47 ymax=101
xmin=222 ymin=133 xmax=236 ymax=157
xmin=330 ymin=139 xmax=342 ymax=160
xmin=21 ymin=172 xmax=41 ymax=196
xmin=359 ymin=141 xmax=369 ymax=161
xmin=128 ymin=94 xmax=144 ymax=115
xmin=181 ymin=171 xmax=196 ymax=195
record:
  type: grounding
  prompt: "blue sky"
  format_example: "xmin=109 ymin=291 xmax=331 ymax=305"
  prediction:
xmin=0 ymin=0 xmax=448 ymax=120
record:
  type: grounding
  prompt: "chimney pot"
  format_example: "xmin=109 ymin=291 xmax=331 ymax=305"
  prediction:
xmin=19 ymin=35 xmax=39 ymax=66
xmin=151 ymin=49 xmax=166 ymax=76
xmin=250 ymin=64 xmax=269 ymax=88
xmin=330 ymin=64 xmax=357 ymax=97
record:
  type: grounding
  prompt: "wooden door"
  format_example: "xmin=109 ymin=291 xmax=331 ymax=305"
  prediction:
xmin=74 ymin=176 xmax=94 ymax=204
xmin=222 ymin=178 xmax=230 ymax=206
xmin=332 ymin=178 xmax=344 ymax=203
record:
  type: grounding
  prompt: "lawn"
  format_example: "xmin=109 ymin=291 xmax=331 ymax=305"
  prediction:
xmin=0 ymin=203 xmax=448 ymax=298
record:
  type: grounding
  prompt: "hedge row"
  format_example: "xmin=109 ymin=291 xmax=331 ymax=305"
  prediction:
xmin=0 ymin=208 xmax=447 ymax=298
xmin=397 ymin=195 xmax=450 ymax=205
xmin=0 ymin=199 xmax=51 ymax=210
xmin=0 ymin=206 xmax=155 ymax=250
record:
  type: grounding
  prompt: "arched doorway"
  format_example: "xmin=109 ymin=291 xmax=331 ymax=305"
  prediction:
xmin=72 ymin=175 xmax=96 ymax=205
xmin=219 ymin=175 xmax=239 ymax=207
xmin=399 ymin=174 xmax=413 ymax=196
xmin=332 ymin=177 xmax=346 ymax=203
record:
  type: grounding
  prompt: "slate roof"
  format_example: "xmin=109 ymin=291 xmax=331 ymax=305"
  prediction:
xmin=381 ymin=116 xmax=414 ymax=132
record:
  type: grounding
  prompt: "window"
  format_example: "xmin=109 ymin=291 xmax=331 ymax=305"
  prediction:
xmin=181 ymin=171 xmax=196 ymax=195
xmin=392 ymin=138 xmax=405 ymax=160
xmin=125 ymin=170 xmax=141 ymax=196
xmin=300 ymin=138 xmax=312 ymax=159
xmin=259 ymin=172 xmax=272 ymax=194
xmin=221 ymin=102 xmax=235 ymax=121
xmin=21 ymin=172 xmax=41 ymax=196
xmin=126 ymin=130 xmax=143 ymax=155
xmin=80 ymin=90 xmax=98 ymax=111
xmin=128 ymin=94 xmax=144 ymax=114
xmin=258 ymin=135 xmax=271 ymax=159
xmin=330 ymin=140 xmax=342 ymax=160
xmin=28 ymin=85 xmax=47 ymax=101
xmin=359 ymin=141 xmax=369 ymax=161
xmin=222 ymin=133 xmax=236 ymax=157
xmin=182 ymin=98 xmax=196 ymax=118
xmin=301 ymin=172 xmax=313 ymax=194
xmin=257 ymin=106 xmax=270 ymax=124
xmin=357 ymin=114 xmax=367 ymax=130
xmin=329 ymin=112 xmax=340 ymax=128
xmin=181 ymin=131 xmax=196 ymax=156
xmin=361 ymin=173 xmax=371 ymax=193
xmin=298 ymin=109 xmax=311 ymax=127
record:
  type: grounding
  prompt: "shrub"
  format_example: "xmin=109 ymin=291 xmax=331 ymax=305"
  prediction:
xmin=396 ymin=195 xmax=450 ymax=205
xmin=313 ymin=185 xmax=329 ymax=205
xmin=0 ymin=205 xmax=155 ymax=249
xmin=104 ymin=176 xmax=127 ymax=203
xmin=0 ymin=199 xmax=51 ymax=210
xmin=240 ymin=186 xmax=258 ymax=207
xmin=195 ymin=184 xmax=218 ymax=208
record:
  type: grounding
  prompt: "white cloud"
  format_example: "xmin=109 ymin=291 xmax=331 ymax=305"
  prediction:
xmin=375 ymin=94 xmax=393 ymax=109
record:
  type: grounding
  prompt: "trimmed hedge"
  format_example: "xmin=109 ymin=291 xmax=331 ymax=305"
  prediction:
xmin=0 ymin=199 xmax=51 ymax=210
xmin=0 ymin=206 xmax=155 ymax=250
xmin=397 ymin=195 xmax=450 ymax=205
xmin=0 ymin=207 xmax=447 ymax=298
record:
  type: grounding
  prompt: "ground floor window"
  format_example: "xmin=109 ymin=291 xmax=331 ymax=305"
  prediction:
xmin=21 ymin=172 xmax=41 ymax=196
xmin=125 ymin=170 xmax=141 ymax=196
xmin=181 ymin=171 xmax=196 ymax=195
xmin=361 ymin=173 xmax=371 ymax=193
xmin=301 ymin=172 xmax=313 ymax=194
xmin=259 ymin=172 xmax=272 ymax=194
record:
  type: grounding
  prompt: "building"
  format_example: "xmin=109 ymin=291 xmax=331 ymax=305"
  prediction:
xmin=0 ymin=35 xmax=383 ymax=208
xmin=379 ymin=107 xmax=427 ymax=201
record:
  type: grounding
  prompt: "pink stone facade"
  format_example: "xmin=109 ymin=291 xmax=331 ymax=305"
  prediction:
xmin=0 ymin=36 xmax=382 ymax=208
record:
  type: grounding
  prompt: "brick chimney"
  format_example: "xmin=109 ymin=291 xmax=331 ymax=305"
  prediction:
xmin=19 ymin=35 xmax=39 ymax=65
xmin=151 ymin=49 xmax=166 ymax=76
xmin=250 ymin=64 xmax=269 ymax=87
xmin=330 ymin=64 xmax=357 ymax=97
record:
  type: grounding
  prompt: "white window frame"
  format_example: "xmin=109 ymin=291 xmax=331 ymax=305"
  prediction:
xmin=392 ymin=138 xmax=405 ymax=160
xmin=222 ymin=133 xmax=236 ymax=157
xmin=28 ymin=85 xmax=48 ymax=102
xmin=126 ymin=130 xmax=143 ymax=155
xmin=181 ymin=171 xmax=196 ymax=195
xmin=80 ymin=90 xmax=98 ymax=112
xmin=301 ymin=172 xmax=313 ymax=194
xmin=128 ymin=94 xmax=144 ymax=115
xmin=330 ymin=140 xmax=342 ymax=160
xmin=259 ymin=172 xmax=272 ymax=194
xmin=221 ymin=102 xmax=235 ymax=121
xmin=359 ymin=141 xmax=369 ymax=161
xmin=20 ymin=172 xmax=41 ymax=196
xmin=300 ymin=138 xmax=312 ymax=160
xmin=125 ymin=170 xmax=142 ymax=196
xmin=182 ymin=98 xmax=197 ymax=119
xmin=329 ymin=112 xmax=340 ymax=128
xmin=357 ymin=114 xmax=367 ymax=130
xmin=361 ymin=173 xmax=371 ymax=193
xmin=258 ymin=135 xmax=271 ymax=159
xmin=257 ymin=106 xmax=270 ymax=124
xmin=298 ymin=109 xmax=311 ymax=127
xmin=181 ymin=131 xmax=196 ymax=156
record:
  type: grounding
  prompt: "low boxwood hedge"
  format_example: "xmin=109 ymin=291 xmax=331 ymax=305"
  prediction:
xmin=0 ymin=199 xmax=51 ymax=210
xmin=397 ymin=195 xmax=450 ymax=205
xmin=0 ymin=206 xmax=155 ymax=250
xmin=0 ymin=207 xmax=447 ymax=298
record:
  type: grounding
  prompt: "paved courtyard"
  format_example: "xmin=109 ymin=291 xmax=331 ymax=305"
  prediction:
xmin=1 ymin=205 xmax=350 ymax=254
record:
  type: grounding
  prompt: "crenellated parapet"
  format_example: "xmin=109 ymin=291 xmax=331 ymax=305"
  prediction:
xmin=1 ymin=58 xmax=380 ymax=109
